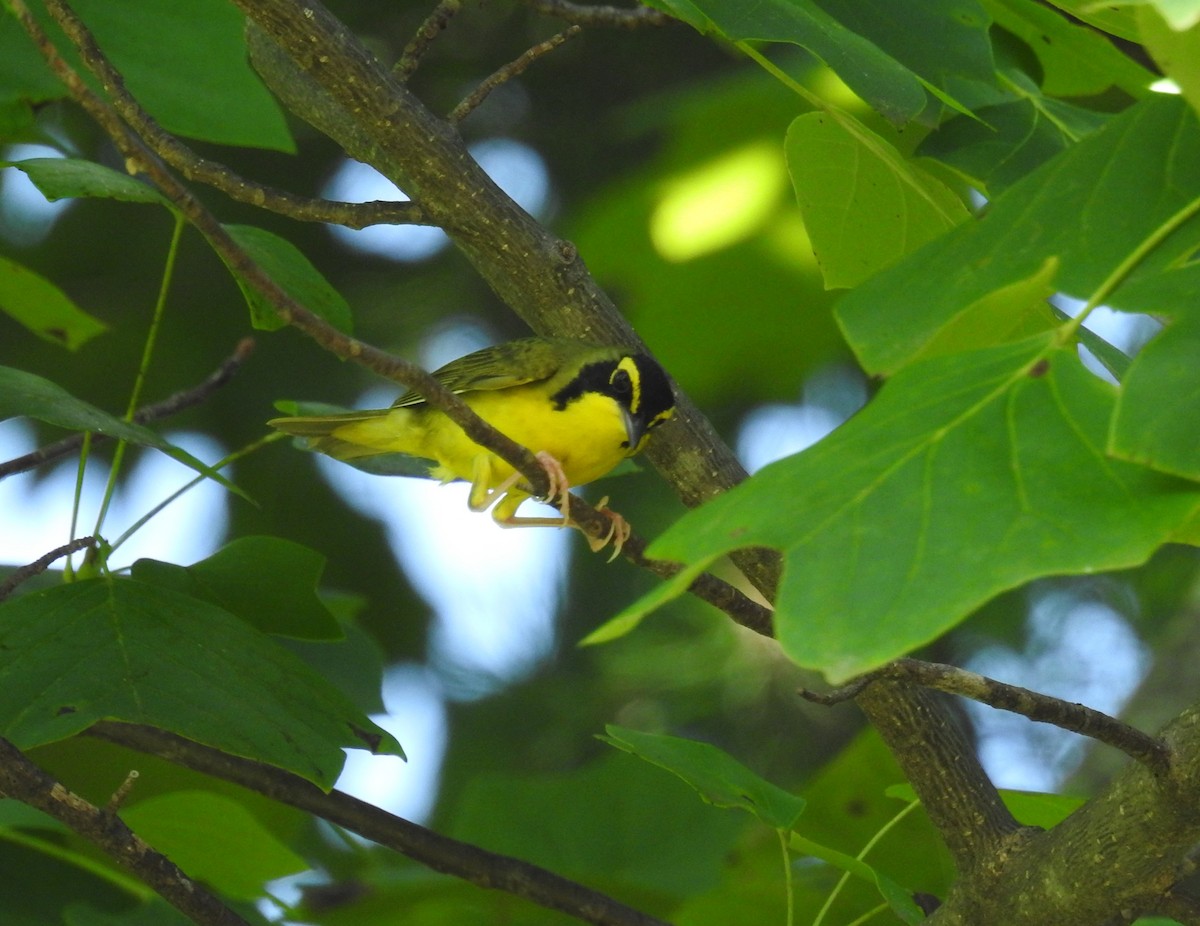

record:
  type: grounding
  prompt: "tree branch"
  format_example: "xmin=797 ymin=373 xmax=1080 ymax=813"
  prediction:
xmin=928 ymin=703 xmax=1200 ymax=925
xmin=854 ymin=682 xmax=1025 ymax=873
xmin=0 ymin=537 xmax=96 ymax=601
xmin=804 ymin=658 xmax=1171 ymax=774
xmin=394 ymin=0 xmax=463 ymax=80
xmin=0 ymin=735 xmax=251 ymax=926
xmin=521 ymin=0 xmax=671 ymax=28
xmin=449 ymin=26 xmax=582 ymax=124
xmin=40 ymin=6 xmax=428 ymax=229
xmin=0 ymin=338 xmax=255 ymax=481
xmin=17 ymin=0 xmax=771 ymax=644
xmin=234 ymin=0 xmax=781 ymax=601
xmin=90 ymin=722 xmax=670 ymax=926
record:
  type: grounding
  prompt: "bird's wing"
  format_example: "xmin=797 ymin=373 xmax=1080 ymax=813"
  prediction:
xmin=391 ymin=339 xmax=577 ymax=407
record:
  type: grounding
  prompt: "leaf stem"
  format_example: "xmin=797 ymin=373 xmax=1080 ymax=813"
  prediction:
xmin=108 ymin=432 xmax=283 ymax=556
xmin=92 ymin=212 xmax=185 ymax=543
xmin=778 ymin=828 xmax=795 ymax=926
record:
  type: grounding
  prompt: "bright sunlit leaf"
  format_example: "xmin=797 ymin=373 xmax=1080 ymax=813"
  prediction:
xmin=786 ymin=112 xmax=969 ymax=289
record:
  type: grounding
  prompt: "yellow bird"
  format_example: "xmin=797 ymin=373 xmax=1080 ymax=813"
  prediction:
xmin=268 ymin=337 xmax=675 ymax=554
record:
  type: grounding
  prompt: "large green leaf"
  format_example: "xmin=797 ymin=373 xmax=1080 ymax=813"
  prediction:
xmin=985 ymin=0 xmax=1156 ymax=97
xmin=601 ymin=335 xmax=1200 ymax=681
xmin=120 ymin=791 xmax=306 ymax=900
xmin=601 ymin=725 xmax=806 ymax=830
xmin=918 ymin=98 xmax=1108 ymax=196
xmin=643 ymin=0 xmax=930 ymax=122
xmin=447 ymin=751 xmax=745 ymax=896
xmin=837 ymin=94 xmax=1200 ymax=376
xmin=0 ymin=578 xmax=402 ymax=787
xmin=2 ymin=0 xmax=293 ymax=151
xmin=786 ymin=112 xmax=969 ymax=288
xmin=131 ymin=536 xmax=342 ymax=641
xmin=0 ymin=256 xmax=108 ymax=350
xmin=222 ymin=225 xmax=353 ymax=334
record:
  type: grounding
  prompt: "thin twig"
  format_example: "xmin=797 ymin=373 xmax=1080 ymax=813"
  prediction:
xmin=0 ymin=536 xmax=96 ymax=601
xmin=449 ymin=26 xmax=582 ymax=124
xmin=55 ymin=6 xmax=428 ymax=229
xmin=522 ymin=0 xmax=670 ymax=28
xmin=395 ymin=0 xmax=463 ymax=80
xmin=0 ymin=338 xmax=255 ymax=481
xmin=19 ymin=0 xmax=771 ymax=634
xmin=0 ymin=735 xmax=252 ymax=926
xmin=803 ymin=658 xmax=1171 ymax=773
xmin=91 ymin=722 xmax=670 ymax=926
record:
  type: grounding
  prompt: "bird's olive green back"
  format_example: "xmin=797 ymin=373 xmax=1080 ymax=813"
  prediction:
xmin=390 ymin=337 xmax=613 ymax=407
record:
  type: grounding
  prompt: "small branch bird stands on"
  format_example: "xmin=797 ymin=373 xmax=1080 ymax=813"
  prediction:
xmin=269 ymin=337 xmax=676 ymax=557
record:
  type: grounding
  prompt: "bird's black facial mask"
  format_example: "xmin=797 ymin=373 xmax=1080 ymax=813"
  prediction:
xmin=551 ymin=353 xmax=674 ymax=451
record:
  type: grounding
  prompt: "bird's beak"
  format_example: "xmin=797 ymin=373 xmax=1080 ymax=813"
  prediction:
xmin=621 ymin=407 xmax=648 ymax=454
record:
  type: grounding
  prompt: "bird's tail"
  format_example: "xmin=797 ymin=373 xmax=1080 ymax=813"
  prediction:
xmin=268 ymin=409 xmax=398 ymax=460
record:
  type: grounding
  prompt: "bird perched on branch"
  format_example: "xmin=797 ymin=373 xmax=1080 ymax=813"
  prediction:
xmin=268 ymin=337 xmax=675 ymax=556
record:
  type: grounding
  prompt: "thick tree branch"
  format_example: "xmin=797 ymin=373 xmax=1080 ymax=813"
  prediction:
xmin=0 ymin=735 xmax=250 ymax=926
xmin=854 ymin=682 xmax=1026 ymax=873
xmin=929 ymin=704 xmax=1200 ymax=925
xmin=0 ymin=338 xmax=254 ymax=481
xmin=234 ymin=0 xmax=781 ymax=601
xmin=805 ymin=658 xmax=1171 ymax=773
xmin=18 ymin=0 xmax=771 ymax=643
xmin=90 ymin=722 xmax=669 ymax=926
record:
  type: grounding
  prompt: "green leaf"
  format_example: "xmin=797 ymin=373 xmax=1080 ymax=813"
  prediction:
xmin=2 ymin=159 xmax=170 ymax=206
xmin=131 ymin=536 xmax=342 ymax=641
xmin=0 ymin=578 xmax=402 ymax=787
xmin=985 ymin=0 xmax=1156 ymax=97
xmin=64 ymin=901 xmax=195 ymax=926
xmin=785 ymin=112 xmax=969 ymax=288
xmin=886 ymin=783 xmax=1084 ymax=828
xmin=222 ymin=225 xmax=353 ymax=334
xmin=1096 ymin=260 xmax=1200 ymax=478
xmin=0 ymin=365 xmax=245 ymax=500
xmin=0 ymin=13 xmax=66 ymax=109
xmin=120 ymin=791 xmax=307 ymax=900
xmin=449 ymin=752 xmax=746 ymax=896
xmin=642 ymin=0 xmax=930 ymax=123
xmin=837 ymin=94 xmax=1200 ymax=376
xmin=69 ymin=0 xmax=293 ymax=151
xmin=612 ymin=336 xmax=1200 ymax=681
xmin=1042 ymin=0 xmax=1142 ymax=39
xmin=601 ymin=725 xmax=806 ymax=830
xmin=0 ymin=257 xmax=108 ymax=350
xmin=1138 ymin=6 xmax=1200 ymax=119
xmin=1109 ymin=320 xmax=1200 ymax=479
xmin=918 ymin=99 xmax=1108 ymax=195
xmin=1124 ymin=0 xmax=1200 ymax=30
xmin=813 ymin=0 xmax=996 ymax=89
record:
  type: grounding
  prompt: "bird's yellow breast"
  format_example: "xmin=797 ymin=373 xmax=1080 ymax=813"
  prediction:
xmin=329 ymin=383 xmax=633 ymax=493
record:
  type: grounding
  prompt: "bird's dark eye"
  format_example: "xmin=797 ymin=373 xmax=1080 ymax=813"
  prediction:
xmin=610 ymin=367 xmax=633 ymax=398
